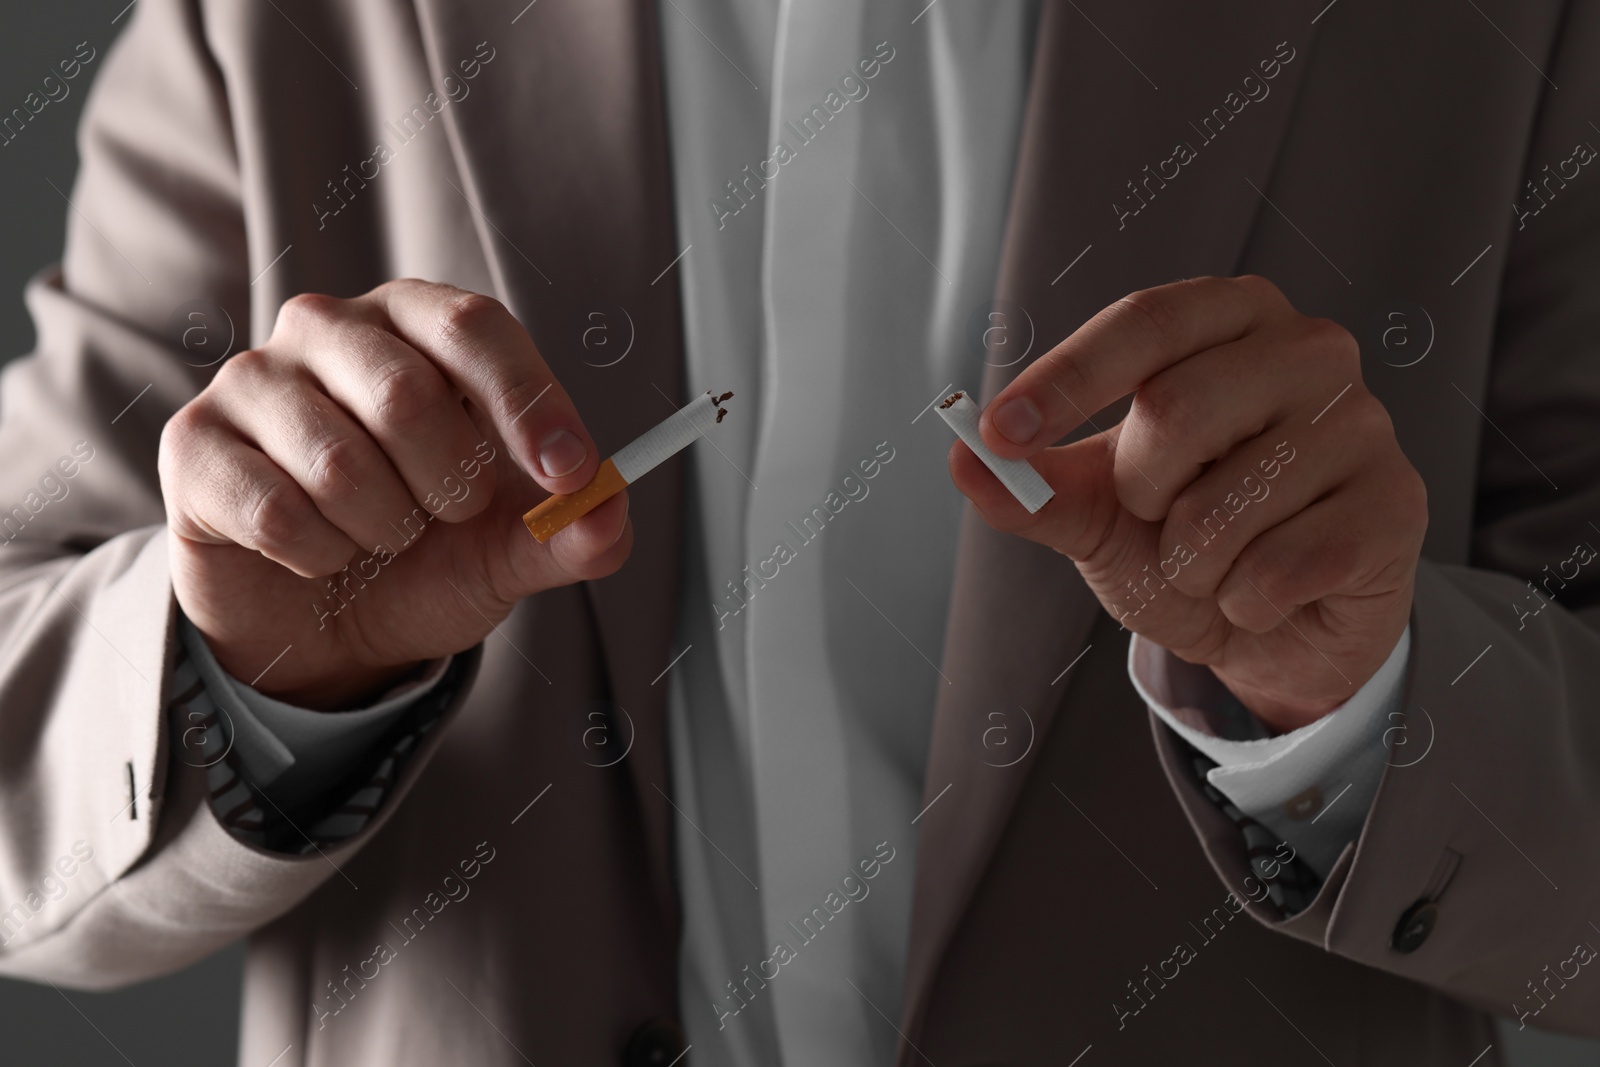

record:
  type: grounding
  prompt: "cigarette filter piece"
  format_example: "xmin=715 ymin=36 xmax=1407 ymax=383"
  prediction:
xmin=937 ymin=391 xmax=1055 ymax=513
xmin=523 ymin=390 xmax=731 ymax=542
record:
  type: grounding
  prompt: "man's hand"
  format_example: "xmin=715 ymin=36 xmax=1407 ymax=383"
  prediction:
xmin=951 ymin=275 xmax=1427 ymax=732
xmin=159 ymin=279 xmax=632 ymax=709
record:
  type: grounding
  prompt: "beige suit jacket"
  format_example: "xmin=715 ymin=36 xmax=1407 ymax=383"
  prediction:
xmin=3 ymin=0 xmax=1600 ymax=1063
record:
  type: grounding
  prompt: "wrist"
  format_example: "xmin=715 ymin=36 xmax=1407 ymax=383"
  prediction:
xmin=202 ymin=628 xmax=431 ymax=712
xmin=1209 ymin=675 xmax=1348 ymax=733
xmin=1205 ymin=630 xmax=1407 ymax=734
xmin=257 ymin=660 xmax=431 ymax=711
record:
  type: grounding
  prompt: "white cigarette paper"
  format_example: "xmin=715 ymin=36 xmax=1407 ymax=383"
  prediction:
xmin=612 ymin=392 xmax=724 ymax=482
xmin=523 ymin=390 xmax=730 ymax=542
xmin=937 ymin=391 xmax=1055 ymax=513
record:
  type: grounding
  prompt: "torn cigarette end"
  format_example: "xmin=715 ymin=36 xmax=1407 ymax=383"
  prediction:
xmin=936 ymin=391 xmax=1055 ymax=514
xmin=522 ymin=390 xmax=732 ymax=543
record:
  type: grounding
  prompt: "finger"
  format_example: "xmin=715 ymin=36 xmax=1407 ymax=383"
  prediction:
xmin=546 ymin=489 xmax=634 ymax=579
xmin=980 ymin=275 xmax=1290 ymax=457
xmin=165 ymin=420 xmax=358 ymax=578
xmin=952 ymin=433 xmax=1229 ymax=638
xmin=948 ymin=430 xmax=1121 ymax=561
xmin=1155 ymin=424 xmax=1358 ymax=601
xmin=209 ymin=357 xmax=466 ymax=556
xmin=1113 ymin=317 xmax=1359 ymax=520
xmin=500 ymin=487 xmax=634 ymax=593
xmin=272 ymin=298 xmax=502 ymax=518
xmin=1215 ymin=472 xmax=1424 ymax=635
xmin=372 ymin=280 xmax=600 ymax=494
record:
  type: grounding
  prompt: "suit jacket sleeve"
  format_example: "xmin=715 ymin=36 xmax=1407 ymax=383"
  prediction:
xmin=0 ymin=0 xmax=471 ymax=990
xmin=1155 ymin=1 xmax=1600 ymax=1037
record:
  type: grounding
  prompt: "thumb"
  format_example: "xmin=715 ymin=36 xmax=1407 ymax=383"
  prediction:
xmin=949 ymin=426 xmax=1121 ymax=561
xmin=493 ymin=474 xmax=634 ymax=599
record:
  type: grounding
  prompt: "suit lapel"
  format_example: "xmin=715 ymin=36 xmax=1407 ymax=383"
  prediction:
xmin=898 ymin=0 xmax=1323 ymax=1052
xmin=410 ymin=0 xmax=686 ymax=935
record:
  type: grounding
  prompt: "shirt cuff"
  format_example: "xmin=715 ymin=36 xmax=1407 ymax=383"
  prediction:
xmin=1129 ymin=625 xmax=1409 ymax=879
xmin=175 ymin=614 xmax=452 ymax=809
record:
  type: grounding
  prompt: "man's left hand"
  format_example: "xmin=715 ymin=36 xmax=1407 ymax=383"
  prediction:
xmin=952 ymin=275 xmax=1427 ymax=732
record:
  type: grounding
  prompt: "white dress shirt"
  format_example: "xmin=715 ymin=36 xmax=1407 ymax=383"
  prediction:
xmin=655 ymin=1 xmax=1041 ymax=1062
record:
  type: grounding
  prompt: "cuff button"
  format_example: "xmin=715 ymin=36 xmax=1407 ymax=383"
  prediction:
xmin=1391 ymin=899 xmax=1437 ymax=953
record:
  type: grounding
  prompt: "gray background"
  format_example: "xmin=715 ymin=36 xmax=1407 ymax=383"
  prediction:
xmin=0 ymin=3 xmax=1594 ymax=1064
xmin=0 ymin=2 xmax=243 ymax=1064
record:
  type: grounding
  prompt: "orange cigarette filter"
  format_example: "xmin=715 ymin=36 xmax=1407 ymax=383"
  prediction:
xmin=522 ymin=390 xmax=732 ymax=543
xmin=523 ymin=458 xmax=628 ymax=542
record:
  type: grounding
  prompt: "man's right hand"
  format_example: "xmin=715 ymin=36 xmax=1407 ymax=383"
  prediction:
xmin=158 ymin=279 xmax=632 ymax=710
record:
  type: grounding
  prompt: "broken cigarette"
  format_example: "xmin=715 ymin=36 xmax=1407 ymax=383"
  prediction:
xmin=937 ymin=391 xmax=1055 ymax=513
xmin=522 ymin=390 xmax=732 ymax=542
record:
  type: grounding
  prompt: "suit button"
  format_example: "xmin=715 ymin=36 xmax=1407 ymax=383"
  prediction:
xmin=1391 ymin=900 xmax=1437 ymax=953
xmin=624 ymin=1017 xmax=687 ymax=1067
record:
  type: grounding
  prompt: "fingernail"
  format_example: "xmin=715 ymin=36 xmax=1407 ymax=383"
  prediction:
xmin=538 ymin=429 xmax=586 ymax=478
xmin=992 ymin=397 xmax=1041 ymax=445
xmin=608 ymin=499 xmax=630 ymax=548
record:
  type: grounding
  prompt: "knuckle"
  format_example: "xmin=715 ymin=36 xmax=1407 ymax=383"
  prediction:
xmin=1132 ymin=375 xmax=1191 ymax=443
xmin=1180 ymin=610 xmax=1233 ymax=662
xmin=377 ymin=277 xmax=459 ymax=311
xmin=243 ymin=481 xmax=309 ymax=554
xmin=436 ymin=474 xmax=489 ymax=521
xmin=1302 ymin=317 xmax=1360 ymax=364
xmin=490 ymin=379 xmax=551 ymax=427
xmin=1165 ymin=493 xmax=1211 ymax=543
xmin=376 ymin=276 xmax=429 ymax=298
xmin=1236 ymin=273 xmax=1286 ymax=303
xmin=1297 ymin=534 xmax=1362 ymax=595
xmin=1041 ymin=347 xmax=1094 ymax=404
xmin=1113 ymin=467 xmax=1166 ymax=524
xmin=1224 ymin=578 xmax=1280 ymax=630
xmin=1348 ymin=393 xmax=1396 ymax=440
xmin=305 ymin=435 xmax=365 ymax=497
xmin=158 ymin=404 xmax=207 ymax=486
xmin=159 ymin=401 xmax=204 ymax=454
xmin=1379 ymin=462 xmax=1430 ymax=542
xmin=1115 ymin=289 xmax=1181 ymax=345
xmin=1235 ymin=545 xmax=1292 ymax=603
xmin=212 ymin=346 xmax=269 ymax=388
xmin=435 ymin=292 xmax=508 ymax=353
xmin=1244 ymin=536 xmax=1335 ymax=604
xmin=273 ymin=292 xmax=342 ymax=337
xmin=1165 ymin=558 xmax=1212 ymax=599
xmin=369 ymin=360 xmax=449 ymax=429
